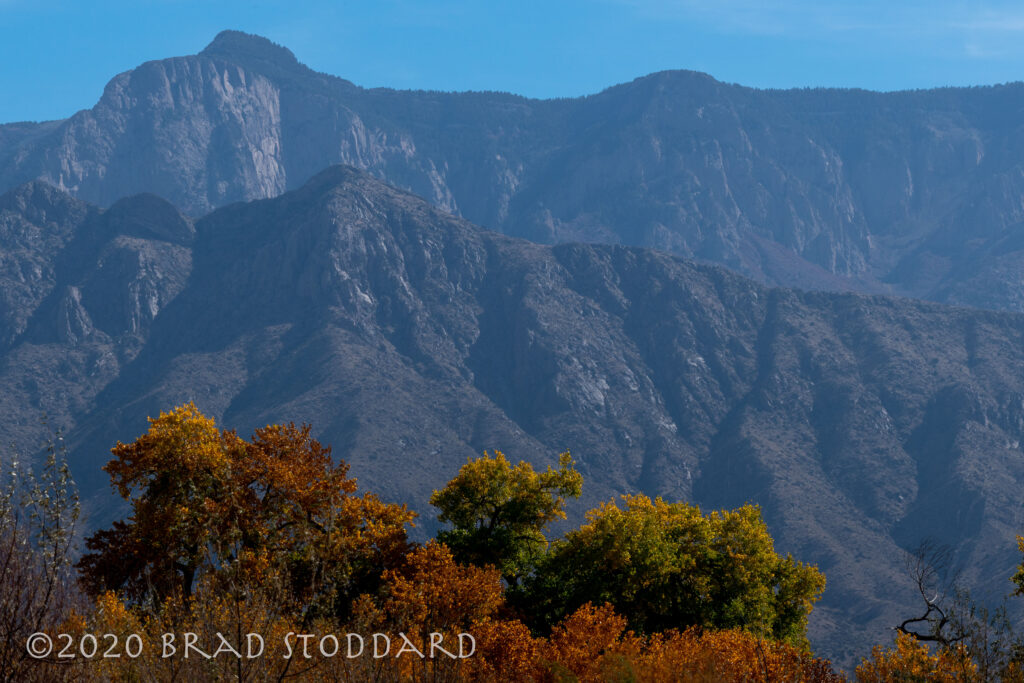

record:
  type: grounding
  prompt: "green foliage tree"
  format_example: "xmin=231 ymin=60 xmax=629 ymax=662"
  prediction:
xmin=519 ymin=494 xmax=825 ymax=650
xmin=429 ymin=450 xmax=582 ymax=585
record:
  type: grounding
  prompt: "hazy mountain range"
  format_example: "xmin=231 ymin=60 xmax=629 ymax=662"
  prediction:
xmin=6 ymin=31 xmax=1024 ymax=312
xmin=4 ymin=31 xmax=1024 ymax=667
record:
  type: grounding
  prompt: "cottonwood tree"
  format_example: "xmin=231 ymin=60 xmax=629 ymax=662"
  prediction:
xmin=77 ymin=403 xmax=415 ymax=622
xmin=429 ymin=450 xmax=581 ymax=586
xmin=519 ymin=494 xmax=825 ymax=650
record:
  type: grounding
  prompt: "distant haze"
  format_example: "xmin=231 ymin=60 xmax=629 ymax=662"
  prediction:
xmin=6 ymin=0 xmax=1024 ymax=123
xmin=7 ymin=31 xmax=1024 ymax=315
xmin=7 ymin=28 xmax=1024 ymax=670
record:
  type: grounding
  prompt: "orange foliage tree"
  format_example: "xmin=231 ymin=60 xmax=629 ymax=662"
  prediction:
xmin=541 ymin=602 xmax=843 ymax=683
xmin=76 ymin=403 xmax=414 ymax=622
xmin=349 ymin=541 xmax=541 ymax=682
xmin=856 ymin=631 xmax=980 ymax=682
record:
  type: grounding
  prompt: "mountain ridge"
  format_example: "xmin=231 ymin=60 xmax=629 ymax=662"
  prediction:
xmin=4 ymin=168 xmax=1024 ymax=667
xmin=6 ymin=32 xmax=1024 ymax=316
xmin=8 ymin=32 xmax=1024 ymax=668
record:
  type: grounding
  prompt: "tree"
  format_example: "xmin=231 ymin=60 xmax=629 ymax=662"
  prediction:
xmin=221 ymin=421 xmax=414 ymax=619
xmin=1014 ymin=536 xmax=1024 ymax=598
xmin=541 ymin=603 xmax=842 ymax=683
xmin=77 ymin=403 xmax=415 ymax=620
xmin=895 ymin=540 xmax=1024 ymax=681
xmin=344 ymin=541 xmax=542 ymax=682
xmin=896 ymin=540 xmax=963 ymax=648
xmin=78 ymin=403 xmax=232 ymax=602
xmin=519 ymin=494 xmax=825 ymax=650
xmin=0 ymin=432 xmax=81 ymax=683
xmin=856 ymin=631 xmax=978 ymax=682
xmin=429 ymin=450 xmax=582 ymax=585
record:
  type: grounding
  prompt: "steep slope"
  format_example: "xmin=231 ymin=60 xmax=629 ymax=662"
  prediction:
xmin=6 ymin=32 xmax=1024 ymax=313
xmin=4 ymin=168 xmax=1015 ymax=667
xmin=0 ymin=181 xmax=193 ymax=450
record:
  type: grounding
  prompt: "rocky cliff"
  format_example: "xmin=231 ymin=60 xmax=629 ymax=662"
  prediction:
xmin=4 ymin=169 xmax=1024 ymax=666
xmin=6 ymin=32 xmax=1024 ymax=314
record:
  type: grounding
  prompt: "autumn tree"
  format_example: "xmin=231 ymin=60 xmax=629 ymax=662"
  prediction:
xmin=856 ymin=631 xmax=979 ymax=682
xmin=77 ymin=403 xmax=232 ymax=602
xmin=540 ymin=602 xmax=842 ymax=683
xmin=519 ymin=494 xmax=825 ymax=650
xmin=429 ymin=450 xmax=581 ymax=585
xmin=338 ymin=541 xmax=543 ymax=682
xmin=223 ymin=421 xmax=414 ymax=619
xmin=894 ymin=540 xmax=1024 ymax=680
xmin=77 ymin=403 xmax=414 ymax=621
xmin=1013 ymin=536 xmax=1024 ymax=599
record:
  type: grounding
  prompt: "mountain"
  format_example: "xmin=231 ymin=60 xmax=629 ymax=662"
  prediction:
xmin=5 ymin=31 xmax=1024 ymax=314
xmin=0 ymin=181 xmax=193 ymax=450
xmin=4 ymin=167 xmax=1024 ymax=667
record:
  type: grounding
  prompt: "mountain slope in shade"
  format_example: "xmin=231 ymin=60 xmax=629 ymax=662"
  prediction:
xmin=6 ymin=32 xmax=1024 ymax=314
xmin=4 ymin=168 xmax=1024 ymax=667
xmin=0 ymin=181 xmax=193 ymax=450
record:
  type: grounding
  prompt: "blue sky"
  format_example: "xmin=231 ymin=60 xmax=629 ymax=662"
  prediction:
xmin=3 ymin=0 xmax=1024 ymax=123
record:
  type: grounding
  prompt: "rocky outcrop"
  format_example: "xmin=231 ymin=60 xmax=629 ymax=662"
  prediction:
xmin=0 ymin=182 xmax=192 ymax=451
xmin=7 ymin=33 xmax=1024 ymax=314
xmin=0 ymin=169 xmax=1016 ymax=667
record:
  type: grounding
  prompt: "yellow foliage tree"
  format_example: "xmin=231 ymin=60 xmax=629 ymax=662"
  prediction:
xmin=856 ymin=631 xmax=979 ymax=682
xmin=430 ymin=450 xmax=581 ymax=585
xmin=77 ymin=403 xmax=415 ymax=621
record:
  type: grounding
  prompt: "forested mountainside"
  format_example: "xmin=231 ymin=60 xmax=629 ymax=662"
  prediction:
xmin=4 ymin=167 xmax=1024 ymax=664
xmin=6 ymin=32 xmax=1024 ymax=312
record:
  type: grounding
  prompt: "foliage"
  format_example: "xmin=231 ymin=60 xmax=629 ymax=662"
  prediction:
xmin=518 ymin=494 xmax=825 ymax=649
xmin=78 ymin=403 xmax=231 ymax=602
xmin=379 ymin=541 xmax=505 ymax=632
xmin=0 ymin=430 xmax=81 ymax=683
xmin=540 ymin=602 xmax=842 ymax=683
xmin=895 ymin=540 xmax=1024 ymax=681
xmin=856 ymin=631 xmax=979 ymax=682
xmin=76 ymin=403 xmax=415 ymax=620
xmin=45 ymin=569 xmax=841 ymax=682
xmin=352 ymin=541 xmax=539 ymax=682
xmin=430 ymin=450 xmax=581 ymax=585
xmin=1 ymin=407 xmax=856 ymax=680
xmin=1014 ymin=535 xmax=1024 ymax=598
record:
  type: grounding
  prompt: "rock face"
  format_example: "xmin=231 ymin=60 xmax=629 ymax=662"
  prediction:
xmin=0 ymin=182 xmax=193 ymax=451
xmin=5 ymin=168 xmax=1024 ymax=667
xmin=6 ymin=30 xmax=1024 ymax=668
xmin=6 ymin=32 xmax=1024 ymax=313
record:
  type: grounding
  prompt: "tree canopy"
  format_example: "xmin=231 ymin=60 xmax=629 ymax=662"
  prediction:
xmin=429 ymin=450 xmax=581 ymax=585
xmin=519 ymin=493 xmax=826 ymax=650
xmin=11 ymin=402 xmax=1024 ymax=679
xmin=77 ymin=403 xmax=414 ymax=619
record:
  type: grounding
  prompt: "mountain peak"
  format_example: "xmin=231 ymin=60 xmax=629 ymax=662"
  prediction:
xmin=0 ymin=179 xmax=90 ymax=218
xmin=104 ymin=193 xmax=195 ymax=246
xmin=264 ymin=165 xmax=429 ymax=213
xmin=302 ymin=164 xmax=381 ymax=194
xmin=200 ymin=30 xmax=299 ymax=69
